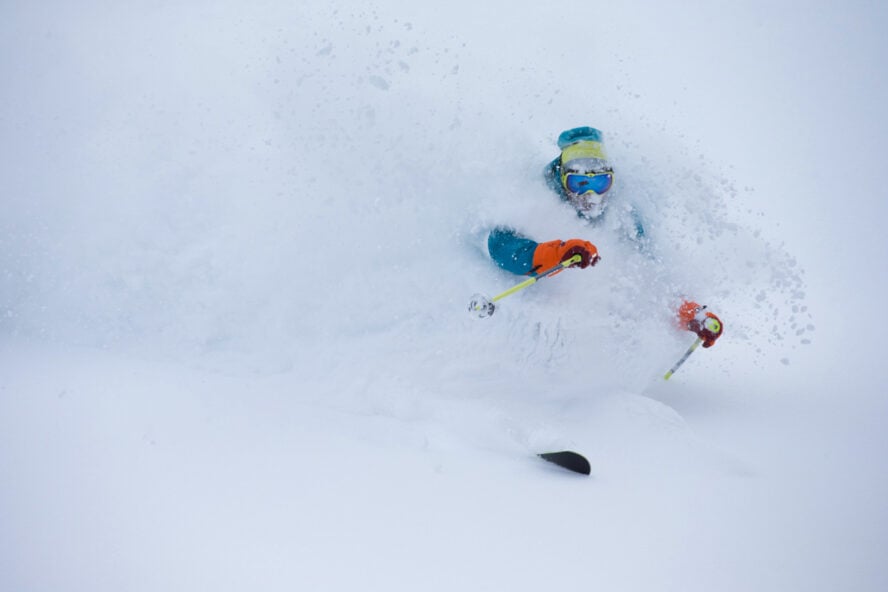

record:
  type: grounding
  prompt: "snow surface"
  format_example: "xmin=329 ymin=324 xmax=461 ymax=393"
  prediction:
xmin=2 ymin=1 xmax=888 ymax=591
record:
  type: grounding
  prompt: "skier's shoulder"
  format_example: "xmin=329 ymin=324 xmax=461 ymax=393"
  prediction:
xmin=543 ymin=156 xmax=559 ymax=183
xmin=543 ymin=157 xmax=570 ymax=201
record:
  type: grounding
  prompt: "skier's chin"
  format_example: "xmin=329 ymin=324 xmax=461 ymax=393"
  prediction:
xmin=576 ymin=201 xmax=606 ymax=220
xmin=570 ymin=193 xmax=607 ymax=219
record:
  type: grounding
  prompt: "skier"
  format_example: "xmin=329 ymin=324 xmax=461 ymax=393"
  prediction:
xmin=487 ymin=126 xmax=723 ymax=348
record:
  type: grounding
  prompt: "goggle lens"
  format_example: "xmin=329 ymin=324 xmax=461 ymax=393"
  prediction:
xmin=564 ymin=172 xmax=613 ymax=195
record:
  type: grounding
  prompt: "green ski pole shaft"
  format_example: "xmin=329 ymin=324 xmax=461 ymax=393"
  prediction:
xmin=468 ymin=254 xmax=582 ymax=318
xmin=663 ymin=337 xmax=703 ymax=380
xmin=490 ymin=254 xmax=581 ymax=303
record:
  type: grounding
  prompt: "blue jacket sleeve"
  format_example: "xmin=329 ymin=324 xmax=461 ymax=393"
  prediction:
xmin=629 ymin=206 xmax=646 ymax=243
xmin=487 ymin=227 xmax=538 ymax=275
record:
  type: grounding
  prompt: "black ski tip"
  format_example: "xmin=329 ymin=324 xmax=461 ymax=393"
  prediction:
xmin=538 ymin=451 xmax=591 ymax=475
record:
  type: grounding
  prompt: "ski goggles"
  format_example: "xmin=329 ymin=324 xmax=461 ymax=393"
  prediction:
xmin=562 ymin=171 xmax=613 ymax=196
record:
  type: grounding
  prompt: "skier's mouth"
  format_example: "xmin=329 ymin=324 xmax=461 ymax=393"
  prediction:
xmin=572 ymin=193 xmax=606 ymax=217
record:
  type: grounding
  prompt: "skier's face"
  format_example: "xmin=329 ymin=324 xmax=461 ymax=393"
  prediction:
xmin=561 ymin=169 xmax=613 ymax=219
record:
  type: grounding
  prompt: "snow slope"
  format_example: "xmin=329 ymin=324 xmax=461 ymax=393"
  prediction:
xmin=2 ymin=1 xmax=887 ymax=591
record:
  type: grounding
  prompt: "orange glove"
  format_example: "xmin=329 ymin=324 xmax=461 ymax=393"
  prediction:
xmin=532 ymin=239 xmax=600 ymax=274
xmin=678 ymin=300 xmax=723 ymax=348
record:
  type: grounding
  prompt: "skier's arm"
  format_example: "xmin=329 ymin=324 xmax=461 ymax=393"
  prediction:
xmin=623 ymin=204 xmax=651 ymax=254
xmin=622 ymin=212 xmax=725 ymax=347
xmin=488 ymin=227 xmax=599 ymax=275
xmin=487 ymin=227 xmax=539 ymax=275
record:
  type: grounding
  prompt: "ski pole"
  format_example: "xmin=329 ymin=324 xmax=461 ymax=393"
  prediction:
xmin=468 ymin=254 xmax=582 ymax=318
xmin=663 ymin=337 xmax=703 ymax=380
